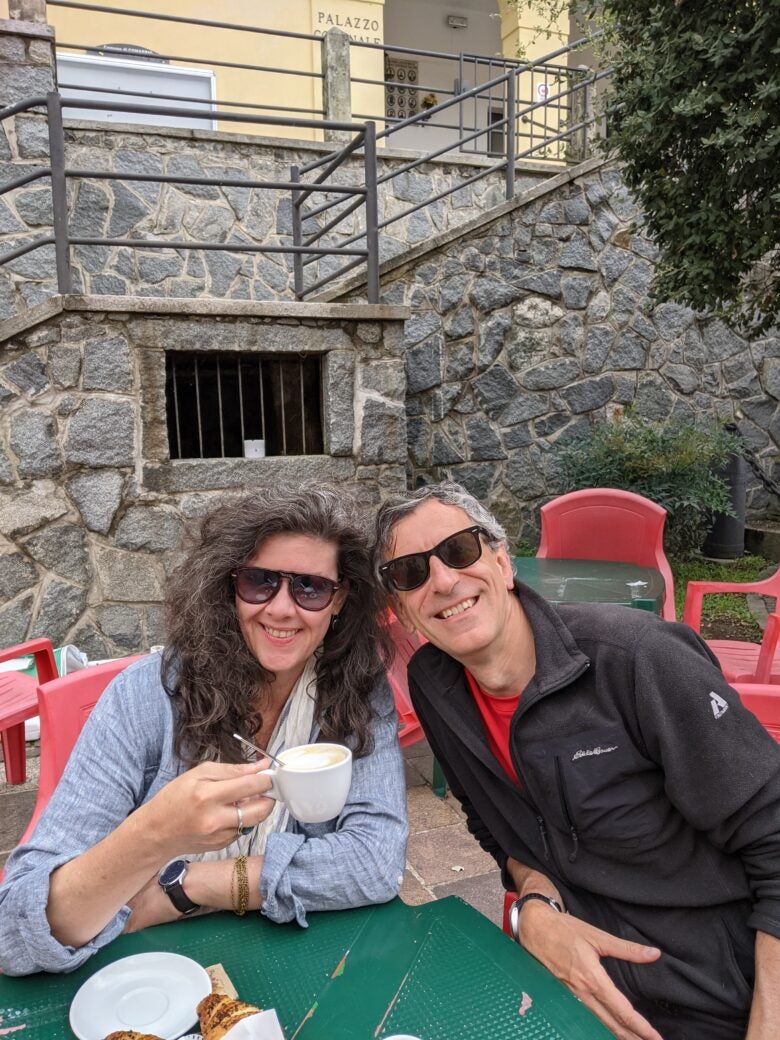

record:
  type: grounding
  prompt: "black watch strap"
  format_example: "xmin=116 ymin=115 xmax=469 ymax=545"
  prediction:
xmin=508 ymin=892 xmax=564 ymax=941
xmin=159 ymin=861 xmax=200 ymax=916
xmin=165 ymin=880 xmax=200 ymax=915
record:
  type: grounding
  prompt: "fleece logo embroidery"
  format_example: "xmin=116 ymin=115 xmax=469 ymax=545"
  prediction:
xmin=572 ymin=745 xmax=618 ymax=761
xmin=710 ymin=691 xmax=729 ymax=719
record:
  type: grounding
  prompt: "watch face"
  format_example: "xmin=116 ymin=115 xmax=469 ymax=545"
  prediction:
xmin=159 ymin=859 xmax=187 ymax=887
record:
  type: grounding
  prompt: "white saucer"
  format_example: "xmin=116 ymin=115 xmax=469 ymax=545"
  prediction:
xmin=69 ymin=951 xmax=211 ymax=1040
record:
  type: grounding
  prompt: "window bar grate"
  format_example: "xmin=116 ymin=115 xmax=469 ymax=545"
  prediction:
xmin=194 ymin=354 xmax=204 ymax=459
xmin=237 ymin=356 xmax=245 ymax=446
xmin=171 ymin=354 xmax=182 ymax=460
xmin=216 ymin=354 xmax=225 ymax=458
xmin=280 ymin=364 xmax=287 ymax=455
xmin=299 ymin=359 xmax=306 ymax=455
xmin=259 ymin=361 xmax=266 ymax=441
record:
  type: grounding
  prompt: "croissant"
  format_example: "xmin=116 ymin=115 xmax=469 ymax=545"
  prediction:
xmin=104 ymin=1033 xmax=164 ymax=1040
xmin=197 ymin=992 xmax=263 ymax=1040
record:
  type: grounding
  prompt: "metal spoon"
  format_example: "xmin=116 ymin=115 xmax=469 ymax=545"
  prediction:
xmin=233 ymin=732 xmax=284 ymax=766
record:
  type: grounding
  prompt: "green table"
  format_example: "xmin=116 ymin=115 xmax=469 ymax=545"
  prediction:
xmin=514 ymin=557 xmax=665 ymax=614
xmin=0 ymin=897 xmax=612 ymax=1040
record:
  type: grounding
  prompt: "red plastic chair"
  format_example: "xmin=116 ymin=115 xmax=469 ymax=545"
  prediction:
xmin=683 ymin=565 xmax=779 ymax=633
xmin=15 ymin=656 xmax=145 ymax=849
xmin=683 ymin=568 xmax=780 ymax=684
xmin=697 ymin=612 xmax=780 ymax=685
xmin=384 ymin=612 xmax=447 ymax=797
xmin=0 ymin=639 xmax=58 ymax=784
xmin=385 ymin=612 xmax=425 ymax=748
xmin=733 ymin=681 xmax=780 ymax=742
xmin=538 ymin=489 xmax=676 ymax=621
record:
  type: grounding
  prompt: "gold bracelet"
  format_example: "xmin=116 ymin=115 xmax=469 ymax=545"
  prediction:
xmin=231 ymin=855 xmax=249 ymax=916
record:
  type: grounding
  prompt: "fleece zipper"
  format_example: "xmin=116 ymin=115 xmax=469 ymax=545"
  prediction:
xmin=554 ymin=756 xmax=580 ymax=863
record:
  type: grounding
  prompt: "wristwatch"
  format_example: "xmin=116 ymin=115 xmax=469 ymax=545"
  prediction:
xmin=508 ymin=892 xmax=564 ymax=942
xmin=158 ymin=858 xmax=200 ymax=916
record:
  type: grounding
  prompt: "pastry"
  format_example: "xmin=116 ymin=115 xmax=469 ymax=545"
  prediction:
xmin=104 ymin=1032 xmax=164 ymax=1040
xmin=197 ymin=992 xmax=263 ymax=1039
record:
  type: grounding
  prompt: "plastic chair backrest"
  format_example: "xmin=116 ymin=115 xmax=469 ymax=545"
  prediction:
xmin=0 ymin=638 xmax=58 ymax=684
xmin=733 ymin=682 xmax=780 ymax=742
xmin=18 ymin=656 xmax=144 ymax=846
xmin=539 ymin=488 xmax=676 ymax=621
xmin=384 ymin=612 xmax=424 ymax=746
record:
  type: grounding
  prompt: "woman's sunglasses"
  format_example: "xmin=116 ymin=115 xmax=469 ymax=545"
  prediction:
xmin=380 ymin=526 xmax=487 ymax=593
xmin=232 ymin=567 xmax=341 ymax=611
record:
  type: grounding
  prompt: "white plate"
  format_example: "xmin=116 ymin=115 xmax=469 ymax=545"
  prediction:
xmin=69 ymin=951 xmax=211 ymax=1040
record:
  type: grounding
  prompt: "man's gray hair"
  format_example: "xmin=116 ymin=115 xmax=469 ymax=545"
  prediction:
xmin=372 ymin=481 xmax=509 ymax=584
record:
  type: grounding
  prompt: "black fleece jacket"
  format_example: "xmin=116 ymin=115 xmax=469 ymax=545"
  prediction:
xmin=408 ymin=584 xmax=780 ymax=1030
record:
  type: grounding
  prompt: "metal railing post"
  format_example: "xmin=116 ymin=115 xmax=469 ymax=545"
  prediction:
xmin=505 ymin=71 xmax=515 ymax=200
xmin=46 ymin=91 xmax=72 ymax=294
xmin=457 ymin=52 xmax=464 ymax=149
xmin=362 ymin=122 xmax=379 ymax=304
xmin=290 ymin=164 xmax=304 ymax=299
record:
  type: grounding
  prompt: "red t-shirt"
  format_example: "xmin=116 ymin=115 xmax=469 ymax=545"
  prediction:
xmin=465 ymin=670 xmax=521 ymax=786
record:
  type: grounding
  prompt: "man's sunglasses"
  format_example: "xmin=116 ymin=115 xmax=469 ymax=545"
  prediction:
xmin=232 ymin=567 xmax=341 ymax=611
xmin=380 ymin=526 xmax=487 ymax=592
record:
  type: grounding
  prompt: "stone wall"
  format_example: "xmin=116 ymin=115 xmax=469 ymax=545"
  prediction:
xmin=0 ymin=8 xmax=553 ymax=325
xmin=338 ymin=163 xmax=780 ymax=542
xmin=0 ymin=297 xmax=407 ymax=656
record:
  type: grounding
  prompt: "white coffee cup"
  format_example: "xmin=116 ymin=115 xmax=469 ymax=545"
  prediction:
xmin=259 ymin=742 xmax=352 ymax=823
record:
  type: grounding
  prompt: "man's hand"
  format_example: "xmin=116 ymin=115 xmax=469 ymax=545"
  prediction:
xmin=518 ymin=900 xmax=664 ymax=1040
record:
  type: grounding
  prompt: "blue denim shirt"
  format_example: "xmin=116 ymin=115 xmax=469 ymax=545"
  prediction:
xmin=0 ymin=654 xmax=408 ymax=975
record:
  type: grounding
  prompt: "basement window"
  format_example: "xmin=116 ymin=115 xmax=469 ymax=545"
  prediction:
xmin=165 ymin=351 xmax=323 ymax=459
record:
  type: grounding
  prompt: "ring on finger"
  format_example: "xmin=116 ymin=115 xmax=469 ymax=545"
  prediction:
xmin=234 ymin=801 xmax=253 ymax=839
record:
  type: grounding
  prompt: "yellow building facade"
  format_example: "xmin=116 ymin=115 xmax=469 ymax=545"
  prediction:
xmin=5 ymin=1 xmax=575 ymax=151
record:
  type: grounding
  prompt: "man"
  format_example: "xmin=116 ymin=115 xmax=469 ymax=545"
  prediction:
xmin=374 ymin=482 xmax=780 ymax=1040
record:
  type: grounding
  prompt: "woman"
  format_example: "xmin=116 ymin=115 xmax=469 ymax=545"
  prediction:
xmin=0 ymin=483 xmax=408 ymax=975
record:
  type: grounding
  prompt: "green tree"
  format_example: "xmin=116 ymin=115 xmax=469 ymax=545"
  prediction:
xmin=516 ymin=2 xmax=780 ymax=335
xmin=599 ymin=1 xmax=779 ymax=336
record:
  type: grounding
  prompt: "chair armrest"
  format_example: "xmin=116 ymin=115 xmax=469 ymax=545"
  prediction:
xmin=683 ymin=580 xmax=774 ymax=632
xmin=0 ymin=638 xmax=57 ymax=684
xmin=755 ymin=613 xmax=780 ymax=684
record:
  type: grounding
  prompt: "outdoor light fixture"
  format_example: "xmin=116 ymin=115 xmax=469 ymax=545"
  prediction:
xmin=446 ymin=15 xmax=468 ymax=30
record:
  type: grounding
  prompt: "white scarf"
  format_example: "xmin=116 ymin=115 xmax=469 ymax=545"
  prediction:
xmin=194 ymin=655 xmax=318 ymax=862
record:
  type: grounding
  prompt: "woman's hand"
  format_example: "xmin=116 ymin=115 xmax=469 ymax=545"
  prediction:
xmin=142 ymin=760 xmax=276 ymax=859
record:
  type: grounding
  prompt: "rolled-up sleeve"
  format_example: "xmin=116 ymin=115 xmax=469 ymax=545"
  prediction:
xmin=260 ymin=677 xmax=408 ymax=925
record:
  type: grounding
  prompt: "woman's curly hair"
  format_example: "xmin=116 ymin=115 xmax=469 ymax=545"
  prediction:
xmin=162 ymin=482 xmax=390 ymax=766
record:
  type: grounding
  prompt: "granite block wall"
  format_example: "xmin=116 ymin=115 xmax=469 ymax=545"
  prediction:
xmin=342 ymin=166 xmax=780 ymax=543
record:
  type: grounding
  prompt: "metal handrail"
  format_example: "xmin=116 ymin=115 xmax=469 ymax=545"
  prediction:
xmin=282 ymin=33 xmax=609 ymax=297
xmin=47 ymin=0 xmax=324 ymax=44
xmin=0 ymin=92 xmax=376 ymax=301
xmin=56 ymin=41 xmax=323 ymax=82
xmin=57 ymin=81 xmax=325 ymax=118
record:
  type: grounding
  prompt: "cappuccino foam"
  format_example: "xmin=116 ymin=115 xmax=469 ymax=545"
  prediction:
xmin=279 ymin=744 xmax=348 ymax=771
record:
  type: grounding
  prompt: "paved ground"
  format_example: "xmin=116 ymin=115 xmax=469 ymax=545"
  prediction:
xmin=0 ymin=738 xmax=505 ymax=927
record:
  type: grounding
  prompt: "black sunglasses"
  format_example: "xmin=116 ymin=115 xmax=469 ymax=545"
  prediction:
xmin=380 ymin=526 xmax=488 ymax=592
xmin=232 ymin=567 xmax=341 ymax=612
